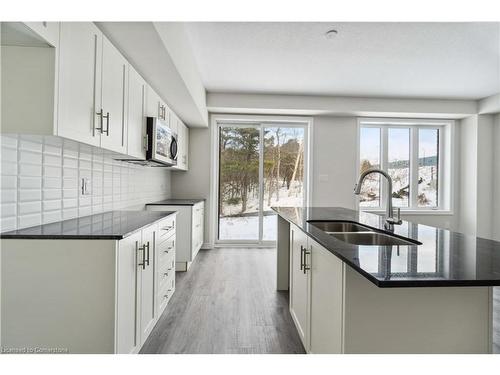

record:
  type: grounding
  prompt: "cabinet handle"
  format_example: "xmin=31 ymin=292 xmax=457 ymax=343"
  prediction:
xmin=102 ymin=112 xmax=110 ymax=136
xmin=303 ymin=247 xmax=311 ymax=274
xmin=96 ymin=109 xmax=104 ymax=134
xmin=137 ymin=242 xmax=146 ymax=270
xmin=145 ymin=241 xmax=150 ymax=266
xmin=299 ymin=245 xmax=304 ymax=270
xmin=161 ymin=225 xmax=174 ymax=231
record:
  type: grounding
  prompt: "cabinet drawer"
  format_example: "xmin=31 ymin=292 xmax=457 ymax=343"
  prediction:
xmin=158 ymin=273 xmax=175 ymax=311
xmin=158 ymin=237 xmax=175 ymax=265
xmin=157 ymin=216 xmax=176 ymax=243
xmin=159 ymin=257 xmax=175 ymax=290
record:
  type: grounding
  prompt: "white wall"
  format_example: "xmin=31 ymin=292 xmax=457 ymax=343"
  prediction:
xmin=311 ymin=117 xmax=358 ymax=209
xmin=171 ymin=128 xmax=212 ymax=246
xmin=493 ymin=114 xmax=500 ymax=241
xmin=0 ymin=134 xmax=171 ymax=232
xmin=457 ymin=114 xmax=496 ymax=238
xmin=458 ymin=116 xmax=479 ymax=235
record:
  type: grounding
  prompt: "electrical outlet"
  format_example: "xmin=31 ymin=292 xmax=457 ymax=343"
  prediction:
xmin=81 ymin=178 xmax=91 ymax=195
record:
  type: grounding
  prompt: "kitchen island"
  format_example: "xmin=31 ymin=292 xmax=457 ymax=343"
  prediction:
xmin=273 ymin=206 xmax=500 ymax=354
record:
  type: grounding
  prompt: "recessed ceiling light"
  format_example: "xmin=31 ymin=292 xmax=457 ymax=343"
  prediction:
xmin=325 ymin=29 xmax=338 ymax=40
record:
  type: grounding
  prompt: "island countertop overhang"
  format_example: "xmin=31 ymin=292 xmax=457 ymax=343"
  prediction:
xmin=272 ymin=206 xmax=500 ymax=288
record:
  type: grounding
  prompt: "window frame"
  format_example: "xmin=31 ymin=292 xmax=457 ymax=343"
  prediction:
xmin=356 ymin=118 xmax=454 ymax=213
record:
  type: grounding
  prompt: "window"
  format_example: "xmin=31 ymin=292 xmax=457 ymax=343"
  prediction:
xmin=358 ymin=119 xmax=448 ymax=211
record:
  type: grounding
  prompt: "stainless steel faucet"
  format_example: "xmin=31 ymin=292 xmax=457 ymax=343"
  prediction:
xmin=354 ymin=168 xmax=402 ymax=231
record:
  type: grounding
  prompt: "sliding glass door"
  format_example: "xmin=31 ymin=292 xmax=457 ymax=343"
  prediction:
xmin=217 ymin=121 xmax=307 ymax=244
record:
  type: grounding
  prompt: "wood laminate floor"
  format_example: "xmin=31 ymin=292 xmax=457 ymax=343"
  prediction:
xmin=493 ymin=287 xmax=500 ymax=354
xmin=140 ymin=247 xmax=305 ymax=354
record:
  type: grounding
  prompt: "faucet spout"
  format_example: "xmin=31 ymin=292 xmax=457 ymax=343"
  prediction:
xmin=354 ymin=168 xmax=402 ymax=231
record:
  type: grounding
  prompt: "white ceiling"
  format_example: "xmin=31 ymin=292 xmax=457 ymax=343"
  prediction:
xmin=184 ymin=22 xmax=500 ymax=100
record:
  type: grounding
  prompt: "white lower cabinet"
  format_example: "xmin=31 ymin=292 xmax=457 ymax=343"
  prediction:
xmin=1 ymin=214 xmax=176 ymax=354
xmin=289 ymin=224 xmax=344 ymax=354
xmin=147 ymin=202 xmax=203 ymax=271
xmin=289 ymin=224 xmax=310 ymax=350
xmin=288 ymin=225 xmax=491 ymax=354
xmin=309 ymin=238 xmax=343 ymax=354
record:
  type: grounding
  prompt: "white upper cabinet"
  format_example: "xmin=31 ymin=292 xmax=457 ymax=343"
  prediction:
xmin=145 ymin=86 xmax=162 ymax=119
xmin=176 ymin=120 xmax=189 ymax=171
xmin=127 ymin=66 xmax=147 ymax=159
xmin=4 ymin=21 xmax=191 ymax=164
xmin=58 ymin=22 xmax=102 ymax=147
xmin=100 ymin=37 xmax=128 ymax=154
xmin=24 ymin=22 xmax=60 ymax=47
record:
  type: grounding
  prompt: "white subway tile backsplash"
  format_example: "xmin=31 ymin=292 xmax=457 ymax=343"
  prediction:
xmin=19 ymin=163 xmax=42 ymax=177
xmin=1 ymin=135 xmax=171 ymax=231
xmin=1 ymin=203 xmax=16 ymax=218
xmin=43 ymin=200 xmax=62 ymax=211
xmin=62 ymin=208 xmax=78 ymax=219
xmin=19 ymin=139 xmax=43 ymax=152
xmin=19 ymin=189 xmax=42 ymax=202
xmin=1 ymin=162 xmax=17 ymax=175
xmin=44 ymin=177 xmax=62 ymax=189
xmin=1 ymin=190 xmax=17 ymax=203
xmin=1 ymin=216 xmax=17 ymax=232
xmin=1 ymin=147 xmax=18 ymax=162
xmin=43 ymin=189 xmax=62 ymax=200
xmin=63 ymin=157 xmax=78 ymax=168
xmin=43 ymin=210 xmax=62 ymax=224
xmin=63 ymin=189 xmax=78 ymax=198
xmin=20 ymin=150 xmax=42 ymax=164
xmin=63 ymin=167 xmax=78 ymax=178
xmin=19 ymin=177 xmax=42 ymax=189
xmin=18 ymin=213 xmax=42 ymax=228
xmin=19 ymin=201 xmax=41 ymax=215
xmin=1 ymin=176 xmax=17 ymax=189
xmin=44 ymin=154 xmax=62 ymax=166
xmin=63 ymin=198 xmax=77 ymax=209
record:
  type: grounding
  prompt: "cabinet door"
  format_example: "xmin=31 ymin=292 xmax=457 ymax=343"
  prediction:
xmin=145 ymin=86 xmax=161 ymax=118
xmin=116 ymin=231 xmax=142 ymax=354
xmin=289 ymin=225 xmax=310 ymax=351
xmin=100 ymin=37 xmax=128 ymax=154
xmin=309 ymin=239 xmax=344 ymax=354
xmin=58 ymin=22 xmax=102 ymax=146
xmin=139 ymin=224 xmax=157 ymax=345
xmin=127 ymin=66 xmax=147 ymax=159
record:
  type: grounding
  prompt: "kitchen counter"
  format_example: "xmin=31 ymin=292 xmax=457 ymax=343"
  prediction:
xmin=272 ymin=206 xmax=500 ymax=287
xmin=0 ymin=210 xmax=177 ymax=240
xmin=146 ymin=198 xmax=205 ymax=206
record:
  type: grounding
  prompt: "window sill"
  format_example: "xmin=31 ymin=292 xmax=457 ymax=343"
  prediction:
xmin=360 ymin=209 xmax=454 ymax=216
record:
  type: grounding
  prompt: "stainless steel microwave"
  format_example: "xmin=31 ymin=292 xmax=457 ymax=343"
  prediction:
xmin=146 ymin=117 xmax=178 ymax=166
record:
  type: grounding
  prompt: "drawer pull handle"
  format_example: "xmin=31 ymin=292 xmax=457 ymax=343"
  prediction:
xmin=161 ymin=225 xmax=174 ymax=231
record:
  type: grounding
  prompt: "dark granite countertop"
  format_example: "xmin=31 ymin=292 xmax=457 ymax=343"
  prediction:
xmin=146 ymin=198 xmax=205 ymax=206
xmin=0 ymin=210 xmax=177 ymax=240
xmin=272 ymin=206 xmax=500 ymax=288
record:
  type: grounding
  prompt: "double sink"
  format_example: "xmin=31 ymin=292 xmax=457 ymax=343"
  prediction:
xmin=307 ymin=221 xmax=422 ymax=246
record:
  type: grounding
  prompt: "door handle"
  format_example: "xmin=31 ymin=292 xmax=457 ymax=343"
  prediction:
xmin=300 ymin=245 xmax=304 ymax=271
xmin=96 ymin=109 xmax=104 ymax=134
xmin=102 ymin=112 xmax=110 ymax=135
xmin=303 ymin=247 xmax=311 ymax=274
xmin=137 ymin=242 xmax=146 ymax=270
xmin=144 ymin=241 xmax=150 ymax=266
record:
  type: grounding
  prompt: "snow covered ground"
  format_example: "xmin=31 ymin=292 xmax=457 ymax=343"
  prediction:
xmin=359 ymin=165 xmax=437 ymax=208
xmin=219 ymin=180 xmax=302 ymax=240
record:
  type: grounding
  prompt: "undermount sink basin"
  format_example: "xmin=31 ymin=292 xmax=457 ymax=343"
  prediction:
xmin=329 ymin=232 xmax=421 ymax=246
xmin=307 ymin=220 xmax=421 ymax=246
xmin=307 ymin=220 xmax=372 ymax=233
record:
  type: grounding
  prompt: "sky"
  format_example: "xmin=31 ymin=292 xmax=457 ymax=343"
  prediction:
xmin=360 ymin=127 xmax=438 ymax=163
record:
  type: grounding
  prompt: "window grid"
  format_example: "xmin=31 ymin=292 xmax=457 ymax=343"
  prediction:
xmin=359 ymin=122 xmax=443 ymax=210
